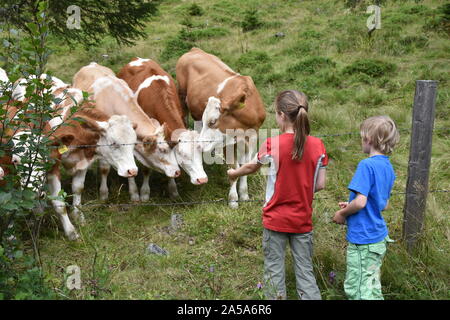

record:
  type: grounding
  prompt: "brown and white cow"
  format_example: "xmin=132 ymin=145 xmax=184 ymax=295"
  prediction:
xmin=0 ymin=67 xmax=9 ymax=96
xmin=176 ymin=48 xmax=266 ymax=208
xmin=117 ymin=57 xmax=208 ymax=198
xmin=2 ymin=97 xmax=139 ymax=240
xmin=73 ymin=62 xmax=181 ymax=201
xmin=11 ymin=74 xmax=69 ymax=101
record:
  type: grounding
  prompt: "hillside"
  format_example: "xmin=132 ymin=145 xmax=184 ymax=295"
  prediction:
xmin=34 ymin=0 xmax=450 ymax=299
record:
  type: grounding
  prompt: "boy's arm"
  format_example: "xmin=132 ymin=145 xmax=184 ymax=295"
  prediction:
xmin=383 ymin=200 xmax=389 ymax=211
xmin=332 ymin=193 xmax=367 ymax=224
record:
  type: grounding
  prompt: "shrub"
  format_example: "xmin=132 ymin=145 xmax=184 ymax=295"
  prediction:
xmin=236 ymin=51 xmax=270 ymax=69
xmin=188 ymin=3 xmax=204 ymax=16
xmin=423 ymin=3 xmax=450 ymax=35
xmin=343 ymin=59 xmax=396 ymax=78
xmin=241 ymin=9 xmax=264 ymax=33
xmin=188 ymin=27 xmax=230 ymax=41
xmin=299 ymin=30 xmax=323 ymax=40
xmin=160 ymin=29 xmax=195 ymax=61
xmin=287 ymin=56 xmax=336 ymax=75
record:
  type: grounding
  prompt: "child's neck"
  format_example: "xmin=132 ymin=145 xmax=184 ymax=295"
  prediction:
xmin=282 ymin=124 xmax=294 ymax=133
xmin=368 ymin=147 xmax=385 ymax=157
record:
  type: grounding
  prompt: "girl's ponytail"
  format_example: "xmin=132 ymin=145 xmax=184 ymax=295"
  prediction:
xmin=292 ymin=106 xmax=310 ymax=160
xmin=275 ymin=90 xmax=310 ymax=161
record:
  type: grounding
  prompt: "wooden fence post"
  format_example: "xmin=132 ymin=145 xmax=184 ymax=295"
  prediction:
xmin=402 ymin=80 xmax=438 ymax=253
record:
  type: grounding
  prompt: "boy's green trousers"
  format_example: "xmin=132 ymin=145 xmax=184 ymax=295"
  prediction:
xmin=344 ymin=237 xmax=390 ymax=300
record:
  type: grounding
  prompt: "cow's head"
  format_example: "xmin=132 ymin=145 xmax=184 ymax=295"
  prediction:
xmin=11 ymin=131 xmax=48 ymax=197
xmin=81 ymin=114 xmax=138 ymax=178
xmin=134 ymin=120 xmax=181 ymax=178
xmin=173 ymin=129 xmax=207 ymax=185
xmin=199 ymin=97 xmax=225 ymax=153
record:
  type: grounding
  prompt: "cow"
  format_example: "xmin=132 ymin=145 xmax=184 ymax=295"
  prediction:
xmin=11 ymin=74 xmax=69 ymax=101
xmin=2 ymin=91 xmax=139 ymax=240
xmin=50 ymin=105 xmax=139 ymax=240
xmin=73 ymin=62 xmax=182 ymax=201
xmin=116 ymin=57 xmax=208 ymax=198
xmin=0 ymin=67 xmax=9 ymax=96
xmin=176 ymin=48 xmax=266 ymax=208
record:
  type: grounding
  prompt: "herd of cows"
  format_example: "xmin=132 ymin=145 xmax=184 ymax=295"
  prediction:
xmin=0 ymin=48 xmax=266 ymax=240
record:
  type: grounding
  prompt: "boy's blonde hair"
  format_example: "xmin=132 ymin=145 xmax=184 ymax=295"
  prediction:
xmin=360 ymin=116 xmax=400 ymax=154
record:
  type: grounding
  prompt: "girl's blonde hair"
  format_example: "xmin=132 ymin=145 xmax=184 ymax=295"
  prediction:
xmin=360 ymin=115 xmax=400 ymax=154
xmin=275 ymin=90 xmax=309 ymax=160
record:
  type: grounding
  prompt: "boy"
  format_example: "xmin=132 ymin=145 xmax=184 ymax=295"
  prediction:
xmin=333 ymin=115 xmax=400 ymax=300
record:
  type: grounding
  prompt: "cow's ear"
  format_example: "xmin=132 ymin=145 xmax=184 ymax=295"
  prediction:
xmin=80 ymin=117 xmax=107 ymax=133
xmin=60 ymin=134 xmax=75 ymax=146
xmin=143 ymin=135 xmax=157 ymax=152
xmin=51 ymin=133 xmax=75 ymax=147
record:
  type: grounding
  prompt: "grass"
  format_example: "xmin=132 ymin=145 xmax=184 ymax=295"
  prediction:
xmin=15 ymin=0 xmax=450 ymax=299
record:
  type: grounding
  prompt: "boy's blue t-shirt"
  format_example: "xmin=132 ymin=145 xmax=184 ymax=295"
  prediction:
xmin=346 ymin=155 xmax=396 ymax=244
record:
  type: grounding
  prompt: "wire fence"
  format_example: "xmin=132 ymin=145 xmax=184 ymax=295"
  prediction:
xmin=9 ymin=126 xmax=449 ymax=210
xmin=52 ymin=189 xmax=449 ymax=210
xmin=45 ymin=126 xmax=449 ymax=149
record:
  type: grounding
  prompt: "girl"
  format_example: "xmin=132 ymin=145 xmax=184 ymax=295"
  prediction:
xmin=227 ymin=90 xmax=328 ymax=300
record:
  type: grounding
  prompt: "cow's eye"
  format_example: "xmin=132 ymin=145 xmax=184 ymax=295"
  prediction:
xmin=208 ymin=119 xmax=217 ymax=127
xmin=159 ymin=147 xmax=168 ymax=154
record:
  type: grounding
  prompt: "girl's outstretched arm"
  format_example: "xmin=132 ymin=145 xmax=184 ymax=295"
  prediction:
xmin=227 ymin=156 xmax=262 ymax=181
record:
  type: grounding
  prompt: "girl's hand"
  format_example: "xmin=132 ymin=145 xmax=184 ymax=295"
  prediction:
xmin=227 ymin=169 xmax=238 ymax=182
xmin=332 ymin=211 xmax=346 ymax=225
xmin=338 ymin=202 xmax=348 ymax=209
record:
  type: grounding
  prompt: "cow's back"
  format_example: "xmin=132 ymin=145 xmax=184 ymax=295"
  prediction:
xmin=119 ymin=59 xmax=185 ymax=142
xmin=73 ymin=62 xmax=115 ymax=92
xmin=176 ymin=48 xmax=237 ymax=117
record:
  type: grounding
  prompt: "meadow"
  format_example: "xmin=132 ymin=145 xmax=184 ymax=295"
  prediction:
xmin=25 ymin=0 xmax=450 ymax=299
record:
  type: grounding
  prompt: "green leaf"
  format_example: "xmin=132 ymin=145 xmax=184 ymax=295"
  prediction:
xmin=22 ymin=189 xmax=36 ymax=201
xmin=3 ymin=203 xmax=18 ymax=211
xmin=0 ymin=192 xmax=12 ymax=205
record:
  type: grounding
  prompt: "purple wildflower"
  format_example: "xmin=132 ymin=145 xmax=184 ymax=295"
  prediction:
xmin=256 ymin=282 xmax=263 ymax=289
xmin=329 ymin=271 xmax=336 ymax=284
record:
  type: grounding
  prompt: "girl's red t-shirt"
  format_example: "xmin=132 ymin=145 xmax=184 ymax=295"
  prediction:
xmin=257 ymin=133 xmax=328 ymax=233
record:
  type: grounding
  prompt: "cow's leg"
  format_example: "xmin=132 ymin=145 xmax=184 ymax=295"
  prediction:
xmin=128 ymin=177 xmax=140 ymax=202
xmin=140 ymin=167 xmax=151 ymax=201
xmin=178 ymin=88 xmax=189 ymax=128
xmin=99 ymin=159 xmax=110 ymax=201
xmin=168 ymin=178 xmax=179 ymax=199
xmin=238 ymin=139 xmax=251 ymax=201
xmin=47 ymin=171 xmax=79 ymax=241
xmin=228 ymin=145 xmax=239 ymax=209
xmin=71 ymin=168 xmax=87 ymax=225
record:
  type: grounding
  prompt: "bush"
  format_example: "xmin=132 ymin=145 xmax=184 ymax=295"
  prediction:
xmin=299 ymin=30 xmax=323 ymax=40
xmin=188 ymin=3 xmax=204 ymax=16
xmin=241 ymin=9 xmax=264 ymax=32
xmin=343 ymin=59 xmax=396 ymax=78
xmin=287 ymin=56 xmax=336 ymax=75
xmin=160 ymin=29 xmax=195 ymax=61
xmin=188 ymin=27 xmax=230 ymax=41
xmin=423 ymin=3 xmax=450 ymax=35
xmin=236 ymin=51 xmax=270 ymax=69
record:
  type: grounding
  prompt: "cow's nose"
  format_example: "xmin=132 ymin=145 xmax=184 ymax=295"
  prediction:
xmin=174 ymin=170 xmax=181 ymax=178
xmin=197 ymin=177 xmax=208 ymax=185
xmin=127 ymin=169 xmax=138 ymax=177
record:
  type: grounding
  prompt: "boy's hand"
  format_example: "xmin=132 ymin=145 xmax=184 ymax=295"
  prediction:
xmin=338 ymin=202 xmax=348 ymax=209
xmin=332 ymin=211 xmax=346 ymax=225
